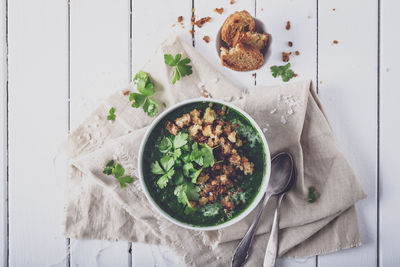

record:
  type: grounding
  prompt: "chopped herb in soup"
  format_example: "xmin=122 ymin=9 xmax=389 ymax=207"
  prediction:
xmin=142 ymin=102 xmax=266 ymax=227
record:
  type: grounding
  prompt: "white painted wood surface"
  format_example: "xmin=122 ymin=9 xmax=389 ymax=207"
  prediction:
xmin=0 ymin=0 xmax=7 ymax=265
xmin=380 ymin=0 xmax=400 ymax=266
xmin=69 ymin=0 xmax=131 ymax=265
xmin=1 ymin=0 xmax=398 ymax=266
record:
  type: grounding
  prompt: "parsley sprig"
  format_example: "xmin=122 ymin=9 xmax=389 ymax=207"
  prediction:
xmin=270 ymin=63 xmax=295 ymax=82
xmin=150 ymin=131 xmax=217 ymax=214
xmin=107 ymin=107 xmax=116 ymax=121
xmin=164 ymin=54 xmax=193 ymax=84
xmin=129 ymin=71 xmax=159 ymax=117
xmin=103 ymin=160 xmax=134 ymax=188
xmin=308 ymin=186 xmax=318 ymax=203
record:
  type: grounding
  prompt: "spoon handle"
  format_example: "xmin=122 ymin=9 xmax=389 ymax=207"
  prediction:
xmin=231 ymin=192 xmax=272 ymax=267
xmin=263 ymin=194 xmax=284 ymax=267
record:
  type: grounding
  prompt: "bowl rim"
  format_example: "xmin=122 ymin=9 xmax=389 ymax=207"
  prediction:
xmin=137 ymin=98 xmax=271 ymax=231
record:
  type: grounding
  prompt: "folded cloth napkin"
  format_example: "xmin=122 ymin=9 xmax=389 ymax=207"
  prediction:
xmin=62 ymin=35 xmax=367 ymax=266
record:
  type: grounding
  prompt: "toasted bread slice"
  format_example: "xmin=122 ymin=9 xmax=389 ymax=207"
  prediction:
xmin=220 ymin=43 xmax=264 ymax=71
xmin=221 ymin=10 xmax=255 ymax=47
xmin=232 ymin=31 xmax=269 ymax=50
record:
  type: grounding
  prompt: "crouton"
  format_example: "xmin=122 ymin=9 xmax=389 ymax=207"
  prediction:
xmin=221 ymin=142 xmax=233 ymax=155
xmin=220 ymin=43 xmax=264 ymax=71
xmin=221 ymin=196 xmax=235 ymax=211
xmin=202 ymin=124 xmax=213 ymax=137
xmin=166 ymin=121 xmax=178 ymax=135
xmin=197 ymin=173 xmax=210 ymax=184
xmin=214 ymin=124 xmax=223 ymax=136
xmin=241 ymin=156 xmax=255 ymax=175
xmin=229 ymin=153 xmax=241 ymax=166
xmin=175 ymin=113 xmax=191 ymax=128
xmin=221 ymin=10 xmax=255 ymax=47
xmin=203 ymin=107 xmax=217 ymax=124
xmin=228 ymin=131 xmax=237 ymax=143
xmin=190 ymin=109 xmax=202 ymax=125
xmin=189 ymin=124 xmax=201 ymax=137
xmin=199 ymin=197 xmax=208 ymax=206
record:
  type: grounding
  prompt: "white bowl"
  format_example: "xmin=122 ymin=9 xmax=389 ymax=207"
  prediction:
xmin=138 ymin=98 xmax=271 ymax=231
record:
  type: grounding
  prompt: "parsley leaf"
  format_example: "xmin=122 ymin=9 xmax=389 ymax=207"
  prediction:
xmin=118 ymin=176 xmax=134 ymax=188
xmin=308 ymin=186 xmax=318 ymax=203
xmin=150 ymin=161 xmax=164 ymax=175
xmin=200 ymin=144 xmax=215 ymax=168
xmin=157 ymin=168 xmax=175 ymax=189
xmin=200 ymin=203 xmax=221 ymax=217
xmin=164 ymin=54 xmax=193 ymax=84
xmin=129 ymin=71 xmax=160 ymax=117
xmin=158 ymin=137 xmax=173 ymax=153
xmin=160 ymin=155 xmax=174 ymax=171
xmin=107 ymin=107 xmax=116 ymax=121
xmin=173 ymin=132 xmax=188 ymax=149
xmin=270 ymin=63 xmax=295 ymax=82
xmin=129 ymin=93 xmax=146 ymax=108
xmin=143 ymin=98 xmax=159 ymax=117
xmin=103 ymin=160 xmax=134 ymax=188
xmin=112 ymin=164 xmax=125 ymax=178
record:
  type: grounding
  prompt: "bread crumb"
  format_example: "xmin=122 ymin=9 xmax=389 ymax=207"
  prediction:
xmin=332 ymin=8 xmax=336 ymax=11
xmin=123 ymin=90 xmax=130 ymax=96
xmin=172 ymin=24 xmax=176 ymax=27
xmin=177 ymin=16 xmax=183 ymax=23
xmin=261 ymin=8 xmax=264 ymax=11
xmin=294 ymin=73 xmax=298 ymax=77
xmin=230 ymin=0 xmax=235 ymax=4
xmin=295 ymin=50 xmax=300 ymax=56
xmin=320 ymin=80 xmax=323 ymax=84
xmin=286 ymin=21 xmax=291 ymax=30
xmin=282 ymin=52 xmax=291 ymax=62
xmin=192 ymin=8 xmax=195 ymax=12
xmin=252 ymin=73 xmax=256 ymax=77
xmin=189 ymin=30 xmax=195 ymax=35
xmin=195 ymin=17 xmax=212 ymax=28
xmin=214 ymin=8 xmax=224 ymax=14
xmin=288 ymin=41 xmax=293 ymax=47
xmin=333 ymin=40 xmax=339 ymax=44
xmin=203 ymin=36 xmax=210 ymax=43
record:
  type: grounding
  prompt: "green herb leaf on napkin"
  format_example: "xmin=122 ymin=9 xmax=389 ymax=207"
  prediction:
xmin=107 ymin=107 xmax=116 ymax=121
xmin=164 ymin=53 xmax=193 ymax=84
xmin=129 ymin=71 xmax=160 ymax=117
xmin=103 ymin=160 xmax=134 ymax=188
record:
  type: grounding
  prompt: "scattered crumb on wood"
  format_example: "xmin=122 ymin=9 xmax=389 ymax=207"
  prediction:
xmin=320 ymin=80 xmax=323 ymax=84
xmin=288 ymin=41 xmax=293 ymax=47
xmin=252 ymin=73 xmax=256 ymax=77
xmin=189 ymin=30 xmax=195 ymax=35
xmin=282 ymin=52 xmax=291 ymax=62
xmin=261 ymin=8 xmax=264 ymax=11
xmin=194 ymin=17 xmax=212 ymax=28
xmin=230 ymin=0 xmax=235 ymax=4
xmin=295 ymin=50 xmax=300 ymax=56
xmin=177 ymin=16 xmax=183 ymax=23
xmin=172 ymin=24 xmax=176 ymax=27
xmin=286 ymin=21 xmax=291 ymax=30
xmin=332 ymin=8 xmax=336 ymax=11
xmin=192 ymin=8 xmax=195 ymax=12
xmin=294 ymin=73 xmax=298 ymax=78
xmin=214 ymin=8 xmax=224 ymax=14
xmin=203 ymin=36 xmax=210 ymax=43
xmin=307 ymin=15 xmax=312 ymax=19
xmin=123 ymin=90 xmax=130 ymax=96
xmin=333 ymin=40 xmax=339 ymax=44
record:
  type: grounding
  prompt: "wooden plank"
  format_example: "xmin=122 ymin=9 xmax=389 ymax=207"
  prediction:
xmin=256 ymin=0 xmax=317 ymax=86
xmin=193 ymin=0 xmax=255 ymax=88
xmin=256 ymin=1 xmax=316 ymax=266
xmin=0 ymin=0 xmax=7 ymax=264
xmin=379 ymin=0 xmax=400 ymax=266
xmin=69 ymin=0 xmax=131 ymax=265
xmin=131 ymin=0 xmax=192 ymax=264
xmin=7 ymin=0 xmax=68 ymax=265
xmin=317 ymin=0 xmax=378 ymax=266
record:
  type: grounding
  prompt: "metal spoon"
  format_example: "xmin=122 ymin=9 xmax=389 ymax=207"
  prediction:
xmin=232 ymin=152 xmax=294 ymax=267
xmin=263 ymin=159 xmax=296 ymax=267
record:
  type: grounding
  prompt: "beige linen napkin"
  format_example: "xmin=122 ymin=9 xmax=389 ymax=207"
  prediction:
xmin=62 ymin=35 xmax=366 ymax=266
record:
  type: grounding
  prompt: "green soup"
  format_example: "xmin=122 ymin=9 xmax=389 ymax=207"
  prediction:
xmin=142 ymin=101 xmax=266 ymax=227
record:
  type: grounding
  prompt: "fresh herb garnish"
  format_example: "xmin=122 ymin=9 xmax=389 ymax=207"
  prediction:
xmin=270 ymin=63 xmax=295 ymax=82
xmin=200 ymin=202 xmax=221 ymax=217
xmin=103 ymin=160 xmax=134 ymax=188
xmin=308 ymin=186 xmax=318 ymax=203
xmin=107 ymin=107 xmax=116 ymax=121
xmin=129 ymin=71 xmax=159 ymax=117
xmin=164 ymin=54 xmax=193 ymax=84
xmin=151 ymin=131 xmax=218 ymax=212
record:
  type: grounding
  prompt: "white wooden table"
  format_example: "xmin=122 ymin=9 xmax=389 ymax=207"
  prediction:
xmin=1 ymin=0 xmax=399 ymax=266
